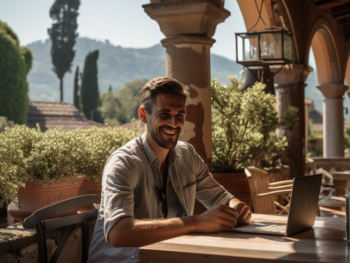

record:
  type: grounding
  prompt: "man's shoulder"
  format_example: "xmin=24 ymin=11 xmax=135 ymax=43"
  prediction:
xmin=107 ymin=136 xmax=144 ymax=164
xmin=174 ymin=140 xmax=196 ymax=156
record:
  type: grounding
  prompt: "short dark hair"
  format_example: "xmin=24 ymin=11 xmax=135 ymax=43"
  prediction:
xmin=140 ymin=76 xmax=190 ymax=114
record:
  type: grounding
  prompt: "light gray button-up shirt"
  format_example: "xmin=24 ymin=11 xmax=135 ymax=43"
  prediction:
xmin=88 ymin=134 xmax=234 ymax=263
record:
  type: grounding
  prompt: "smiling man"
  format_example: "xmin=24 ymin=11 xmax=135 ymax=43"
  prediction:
xmin=87 ymin=77 xmax=251 ymax=263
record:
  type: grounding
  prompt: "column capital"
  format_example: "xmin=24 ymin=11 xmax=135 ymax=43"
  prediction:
xmin=161 ymin=35 xmax=215 ymax=48
xmin=142 ymin=0 xmax=230 ymax=38
xmin=316 ymin=84 xmax=348 ymax=98
xmin=272 ymin=64 xmax=312 ymax=87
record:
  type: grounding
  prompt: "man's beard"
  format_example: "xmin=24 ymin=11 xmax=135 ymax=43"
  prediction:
xmin=147 ymin=120 xmax=179 ymax=149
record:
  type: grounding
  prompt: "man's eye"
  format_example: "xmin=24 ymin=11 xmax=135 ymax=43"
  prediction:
xmin=177 ymin=114 xmax=184 ymax=119
xmin=161 ymin=113 xmax=168 ymax=117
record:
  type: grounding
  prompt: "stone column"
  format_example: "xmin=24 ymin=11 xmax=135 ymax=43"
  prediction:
xmin=272 ymin=64 xmax=311 ymax=178
xmin=316 ymin=84 xmax=348 ymax=157
xmin=143 ymin=1 xmax=230 ymax=171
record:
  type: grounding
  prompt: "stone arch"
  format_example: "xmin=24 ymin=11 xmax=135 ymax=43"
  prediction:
xmin=237 ymin=0 xmax=299 ymax=62
xmin=305 ymin=18 xmax=341 ymax=85
xmin=344 ymin=49 xmax=350 ymax=87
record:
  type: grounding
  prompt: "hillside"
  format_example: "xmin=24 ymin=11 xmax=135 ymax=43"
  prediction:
xmin=26 ymin=37 xmax=350 ymax=121
xmin=27 ymin=37 xmax=242 ymax=102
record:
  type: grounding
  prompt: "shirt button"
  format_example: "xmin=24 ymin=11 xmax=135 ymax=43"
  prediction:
xmin=131 ymin=255 xmax=135 ymax=259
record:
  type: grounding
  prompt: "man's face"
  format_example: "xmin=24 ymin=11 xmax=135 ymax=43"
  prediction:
xmin=147 ymin=94 xmax=186 ymax=149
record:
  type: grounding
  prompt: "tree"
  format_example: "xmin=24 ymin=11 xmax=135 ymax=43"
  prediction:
xmin=81 ymin=50 xmax=100 ymax=120
xmin=73 ymin=66 xmax=80 ymax=110
xmin=99 ymin=88 xmax=122 ymax=126
xmin=0 ymin=21 xmax=33 ymax=124
xmin=99 ymin=79 xmax=149 ymax=125
xmin=48 ymin=0 xmax=80 ymax=102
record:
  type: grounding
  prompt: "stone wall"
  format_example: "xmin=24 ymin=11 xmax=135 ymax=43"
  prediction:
xmin=0 ymin=220 xmax=95 ymax=263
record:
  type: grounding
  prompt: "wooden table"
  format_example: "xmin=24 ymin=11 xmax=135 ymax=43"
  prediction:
xmin=140 ymin=214 xmax=348 ymax=263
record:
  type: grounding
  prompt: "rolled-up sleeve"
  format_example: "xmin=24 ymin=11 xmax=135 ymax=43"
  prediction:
xmin=102 ymin=151 xmax=139 ymax=242
xmin=189 ymin=145 xmax=234 ymax=209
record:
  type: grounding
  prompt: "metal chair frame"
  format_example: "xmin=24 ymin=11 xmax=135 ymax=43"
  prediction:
xmin=23 ymin=195 xmax=101 ymax=263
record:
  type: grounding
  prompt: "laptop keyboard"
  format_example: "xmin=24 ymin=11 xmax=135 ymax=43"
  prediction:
xmin=252 ymin=224 xmax=286 ymax=232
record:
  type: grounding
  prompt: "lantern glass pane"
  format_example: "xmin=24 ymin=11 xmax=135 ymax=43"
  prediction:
xmin=260 ymin=32 xmax=282 ymax=60
xmin=244 ymin=35 xmax=259 ymax=61
xmin=237 ymin=34 xmax=259 ymax=62
xmin=283 ymin=33 xmax=292 ymax=61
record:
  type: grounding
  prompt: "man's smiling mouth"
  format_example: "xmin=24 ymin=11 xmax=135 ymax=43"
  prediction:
xmin=161 ymin=128 xmax=177 ymax=135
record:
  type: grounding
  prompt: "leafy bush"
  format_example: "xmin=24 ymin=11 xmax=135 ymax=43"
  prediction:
xmin=211 ymin=76 xmax=291 ymax=172
xmin=0 ymin=125 xmax=141 ymax=207
xmin=72 ymin=126 xmax=141 ymax=181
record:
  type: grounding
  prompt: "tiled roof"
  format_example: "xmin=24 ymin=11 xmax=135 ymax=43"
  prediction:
xmin=305 ymin=98 xmax=314 ymax=105
xmin=27 ymin=101 xmax=105 ymax=132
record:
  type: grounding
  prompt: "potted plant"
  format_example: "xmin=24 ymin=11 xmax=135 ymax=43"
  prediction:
xmin=1 ymin=125 xmax=86 ymax=224
xmin=75 ymin=126 xmax=142 ymax=211
xmin=194 ymin=76 xmax=297 ymax=214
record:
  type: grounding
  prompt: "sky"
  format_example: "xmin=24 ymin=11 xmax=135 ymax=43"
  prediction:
xmin=0 ymin=0 xmax=316 ymax=67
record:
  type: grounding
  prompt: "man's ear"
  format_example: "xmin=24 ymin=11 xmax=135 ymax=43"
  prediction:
xmin=139 ymin=106 xmax=147 ymax=124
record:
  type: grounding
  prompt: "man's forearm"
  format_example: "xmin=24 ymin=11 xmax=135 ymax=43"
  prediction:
xmin=108 ymin=216 xmax=196 ymax=248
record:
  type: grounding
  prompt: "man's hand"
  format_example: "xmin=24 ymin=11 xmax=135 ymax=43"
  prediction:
xmin=228 ymin=198 xmax=251 ymax=225
xmin=192 ymin=205 xmax=239 ymax=232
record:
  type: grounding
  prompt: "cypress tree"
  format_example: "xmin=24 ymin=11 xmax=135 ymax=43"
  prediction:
xmin=48 ymin=0 xmax=80 ymax=102
xmin=73 ymin=66 xmax=80 ymax=110
xmin=81 ymin=50 xmax=99 ymax=120
xmin=0 ymin=21 xmax=33 ymax=124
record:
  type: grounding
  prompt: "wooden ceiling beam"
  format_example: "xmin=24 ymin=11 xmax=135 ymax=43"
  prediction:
xmin=332 ymin=5 xmax=350 ymax=15
xmin=316 ymin=0 xmax=350 ymax=10
xmin=334 ymin=12 xmax=350 ymax=20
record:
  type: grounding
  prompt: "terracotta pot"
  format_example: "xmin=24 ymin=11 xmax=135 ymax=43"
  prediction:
xmin=7 ymin=175 xmax=85 ymax=225
xmin=193 ymin=172 xmax=251 ymax=215
xmin=77 ymin=179 xmax=102 ymax=212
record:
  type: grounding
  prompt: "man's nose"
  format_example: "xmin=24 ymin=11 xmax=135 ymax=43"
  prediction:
xmin=168 ymin=116 xmax=177 ymax=127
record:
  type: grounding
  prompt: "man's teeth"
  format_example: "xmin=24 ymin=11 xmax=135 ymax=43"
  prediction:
xmin=163 ymin=129 xmax=176 ymax=135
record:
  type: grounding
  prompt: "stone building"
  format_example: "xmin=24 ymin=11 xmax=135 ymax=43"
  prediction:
xmin=143 ymin=0 xmax=350 ymax=177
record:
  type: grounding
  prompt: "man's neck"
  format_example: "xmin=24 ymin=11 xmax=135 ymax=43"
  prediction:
xmin=145 ymin=132 xmax=169 ymax=165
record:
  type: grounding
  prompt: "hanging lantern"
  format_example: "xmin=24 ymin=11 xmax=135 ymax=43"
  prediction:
xmin=235 ymin=30 xmax=292 ymax=66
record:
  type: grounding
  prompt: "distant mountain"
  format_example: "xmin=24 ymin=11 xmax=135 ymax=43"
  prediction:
xmin=27 ymin=37 xmax=242 ymax=103
xmin=26 ymin=37 xmax=350 ymax=121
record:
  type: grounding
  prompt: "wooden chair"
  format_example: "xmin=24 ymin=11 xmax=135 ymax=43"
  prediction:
xmin=244 ymin=167 xmax=293 ymax=214
xmin=23 ymin=195 xmax=100 ymax=263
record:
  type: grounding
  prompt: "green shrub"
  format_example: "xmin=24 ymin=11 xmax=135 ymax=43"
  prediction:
xmin=0 ymin=21 xmax=32 ymax=124
xmin=0 ymin=125 xmax=141 ymax=207
xmin=211 ymin=76 xmax=291 ymax=172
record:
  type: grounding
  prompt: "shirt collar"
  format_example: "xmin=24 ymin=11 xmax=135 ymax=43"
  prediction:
xmin=141 ymin=133 xmax=180 ymax=167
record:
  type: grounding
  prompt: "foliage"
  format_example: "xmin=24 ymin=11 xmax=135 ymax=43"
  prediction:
xmin=99 ymin=79 xmax=149 ymax=125
xmin=279 ymin=106 xmax=299 ymax=131
xmin=48 ymin=0 xmax=80 ymax=102
xmin=0 ymin=21 xmax=32 ymax=124
xmin=0 ymin=116 xmax=15 ymax=132
xmin=73 ymin=126 xmax=141 ymax=181
xmin=0 ymin=125 xmax=141 ymax=207
xmin=211 ymin=76 xmax=290 ymax=172
xmin=81 ymin=50 xmax=101 ymax=121
xmin=73 ymin=65 xmax=80 ymax=110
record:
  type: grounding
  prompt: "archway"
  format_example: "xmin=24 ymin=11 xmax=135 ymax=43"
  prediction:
xmin=306 ymin=20 xmax=345 ymax=157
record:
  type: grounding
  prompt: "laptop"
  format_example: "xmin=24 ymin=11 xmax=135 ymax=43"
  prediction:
xmin=231 ymin=174 xmax=322 ymax=237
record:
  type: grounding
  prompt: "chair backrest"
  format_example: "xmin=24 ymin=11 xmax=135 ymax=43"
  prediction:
xmin=23 ymin=194 xmax=101 ymax=263
xmin=245 ymin=167 xmax=277 ymax=215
